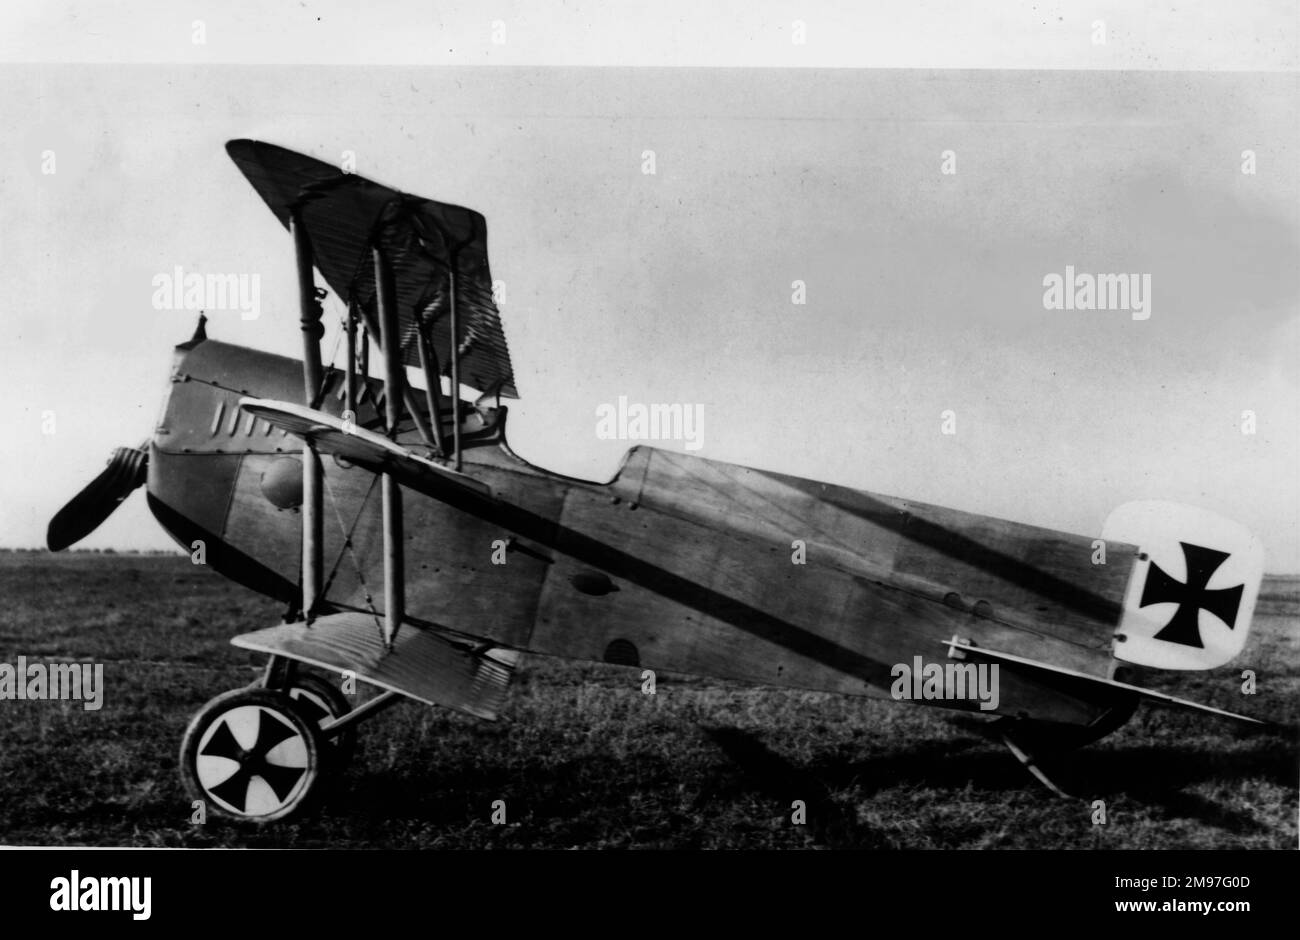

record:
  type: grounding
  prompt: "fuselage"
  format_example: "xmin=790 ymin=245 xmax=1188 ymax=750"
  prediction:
xmin=148 ymin=337 xmax=1137 ymax=725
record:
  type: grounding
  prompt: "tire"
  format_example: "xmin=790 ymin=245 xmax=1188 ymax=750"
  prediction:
xmin=180 ymin=687 xmax=324 ymax=824
xmin=286 ymin=672 xmax=358 ymax=771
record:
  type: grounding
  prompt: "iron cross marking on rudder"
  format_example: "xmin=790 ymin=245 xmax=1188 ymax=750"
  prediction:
xmin=1139 ymin=542 xmax=1244 ymax=648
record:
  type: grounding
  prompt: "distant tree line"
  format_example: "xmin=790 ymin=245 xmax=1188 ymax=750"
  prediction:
xmin=0 ymin=547 xmax=185 ymax=555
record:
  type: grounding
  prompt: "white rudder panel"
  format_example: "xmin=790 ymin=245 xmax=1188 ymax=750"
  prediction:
xmin=1103 ymin=501 xmax=1263 ymax=671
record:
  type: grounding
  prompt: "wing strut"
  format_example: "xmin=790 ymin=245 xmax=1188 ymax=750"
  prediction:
xmin=373 ymin=245 xmax=406 ymax=648
xmin=291 ymin=208 xmax=325 ymax=621
xmin=448 ymin=254 xmax=462 ymax=471
xmin=344 ymin=299 xmax=358 ymax=421
xmin=415 ymin=304 xmax=447 ymax=456
xmin=350 ymin=283 xmax=439 ymax=451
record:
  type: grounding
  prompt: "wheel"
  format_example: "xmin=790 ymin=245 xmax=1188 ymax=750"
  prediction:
xmin=180 ymin=687 xmax=323 ymax=824
xmin=286 ymin=672 xmax=358 ymax=770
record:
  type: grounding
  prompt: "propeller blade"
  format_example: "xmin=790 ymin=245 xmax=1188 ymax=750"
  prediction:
xmin=47 ymin=445 xmax=148 ymax=551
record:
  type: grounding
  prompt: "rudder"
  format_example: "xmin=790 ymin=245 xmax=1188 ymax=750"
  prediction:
xmin=1103 ymin=501 xmax=1263 ymax=671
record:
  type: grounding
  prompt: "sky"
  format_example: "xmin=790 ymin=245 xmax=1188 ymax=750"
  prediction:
xmin=2 ymin=2 xmax=1297 ymax=570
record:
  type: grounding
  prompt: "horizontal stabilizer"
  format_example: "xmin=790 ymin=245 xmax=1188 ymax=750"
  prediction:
xmin=239 ymin=398 xmax=492 ymax=499
xmin=233 ymin=612 xmax=519 ymax=720
xmin=940 ymin=638 xmax=1266 ymax=726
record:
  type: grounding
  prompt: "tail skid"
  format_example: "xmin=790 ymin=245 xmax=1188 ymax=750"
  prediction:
xmin=999 ymin=730 xmax=1074 ymax=799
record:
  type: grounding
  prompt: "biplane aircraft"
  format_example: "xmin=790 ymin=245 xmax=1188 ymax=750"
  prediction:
xmin=48 ymin=140 xmax=1270 ymax=822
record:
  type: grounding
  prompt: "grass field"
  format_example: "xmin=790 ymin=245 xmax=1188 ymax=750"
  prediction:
xmin=0 ymin=552 xmax=1295 ymax=849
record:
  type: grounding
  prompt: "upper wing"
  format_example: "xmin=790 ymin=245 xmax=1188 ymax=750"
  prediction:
xmin=225 ymin=138 xmax=517 ymax=399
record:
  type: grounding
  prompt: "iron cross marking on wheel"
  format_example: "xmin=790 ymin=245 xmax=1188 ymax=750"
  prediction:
xmin=1139 ymin=542 xmax=1244 ymax=649
xmin=200 ymin=708 xmax=304 ymax=811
